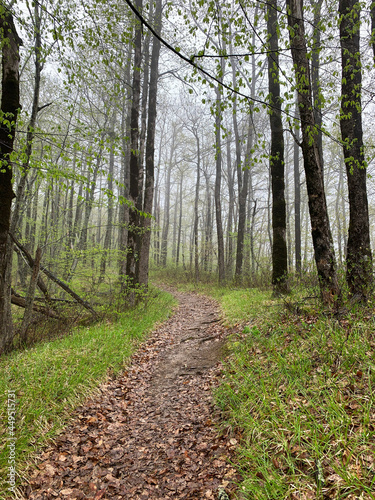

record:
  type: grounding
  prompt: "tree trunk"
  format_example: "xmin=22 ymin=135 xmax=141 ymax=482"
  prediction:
xmin=99 ymin=114 xmax=116 ymax=283
xmin=118 ymin=54 xmax=132 ymax=280
xmin=137 ymin=0 xmax=162 ymax=287
xmin=193 ymin=132 xmax=201 ymax=282
xmin=125 ymin=0 xmax=143 ymax=291
xmin=268 ymin=0 xmax=288 ymax=293
xmin=311 ymin=0 xmax=324 ymax=177
xmin=19 ymin=247 xmax=42 ymax=343
xmin=225 ymin=132 xmax=234 ymax=277
xmin=214 ymin=84 xmax=225 ymax=285
xmin=235 ymin=117 xmax=252 ymax=282
xmin=68 ymin=151 xmax=102 ymax=282
xmin=0 ymin=10 xmax=21 ymax=353
xmin=339 ymin=0 xmax=372 ymax=298
xmin=294 ymin=103 xmax=302 ymax=275
xmin=287 ymin=0 xmax=339 ymax=303
xmin=202 ymin=168 xmax=213 ymax=273
xmin=370 ymin=1 xmax=375 ymax=64
xmin=176 ymin=173 xmax=183 ymax=267
xmin=11 ymin=1 xmax=42 ymax=235
xmin=160 ymin=131 xmax=176 ymax=267
xmin=336 ymin=165 xmax=343 ymax=265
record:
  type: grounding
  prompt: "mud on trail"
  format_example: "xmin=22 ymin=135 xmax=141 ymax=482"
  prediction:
xmin=23 ymin=290 xmax=241 ymax=500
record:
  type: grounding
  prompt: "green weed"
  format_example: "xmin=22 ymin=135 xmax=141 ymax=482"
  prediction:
xmin=214 ymin=289 xmax=375 ymax=499
xmin=0 ymin=288 xmax=176 ymax=498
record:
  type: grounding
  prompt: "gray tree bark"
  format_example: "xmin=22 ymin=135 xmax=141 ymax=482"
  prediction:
xmin=138 ymin=0 xmax=162 ymax=287
xmin=339 ymin=0 xmax=372 ymax=298
xmin=267 ymin=0 xmax=288 ymax=293
xmin=287 ymin=0 xmax=339 ymax=303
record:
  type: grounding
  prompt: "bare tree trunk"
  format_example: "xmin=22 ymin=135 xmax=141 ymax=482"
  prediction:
xmin=311 ymin=0 xmax=324 ymax=176
xmin=138 ymin=0 xmax=162 ymax=287
xmin=118 ymin=49 xmax=132 ymax=280
xmin=193 ymin=133 xmax=201 ymax=282
xmin=0 ymin=10 xmax=21 ymax=352
xmin=152 ymin=120 xmax=164 ymax=266
xmin=11 ymin=2 xmax=42 ymax=234
xmin=235 ymin=117 xmax=252 ymax=282
xmin=267 ymin=172 xmax=272 ymax=250
xmin=340 ymin=157 xmax=348 ymax=259
xmin=125 ymin=0 xmax=143 ymax=291
xmin=176 ymin=173 xmax=183 ymax=267
xmin=19 ymin=247 xmax=41 ymax=343
xmin=339 ymin=0 xmax=372 ymax=298
xmin=287 ymin=0 xmax=339 ymax=303
xmin=294 ymin=101 xmax=302 ymax=275
xmin=30 ymin=176 xmax=39 ymax=251
xmin=214 ymin=84 xmax=225 ymax=285
xmin=160 ymin=132 xmax=176 ymax=267
xmin=371 ymin=2 xmax=375 ymax=64
xmin=231 ymin=20 xmax=257 ymax=282
xmin=153 ymin=186 xmax=161 ymax=265
xmin=99 ymin=114 xmax=116 ymax=283
xmin=248 ymin=168 xmax=257 ymax=277
xmin=268 ymin=0 xmax=288 ymax=293
xmin=336 ymin=167 xmax=343 ymax=265
xmin=225 ymin=133 xmax=234 ymax=277
xmin=139 ymin=1 xmax=153 ymax=176
xmin=172 ymin=186 xmax=178 ymax=263
xmin=68 ymin=151 xmax=103 ymax=281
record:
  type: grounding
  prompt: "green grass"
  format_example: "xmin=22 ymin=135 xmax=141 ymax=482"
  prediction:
xmin=0 ymin=287 xmax=176 ymax=498
xmin=150 ymin=267 xmax=276 ymax=325
xmin=212 ymin=289 xmax=375 ymax=499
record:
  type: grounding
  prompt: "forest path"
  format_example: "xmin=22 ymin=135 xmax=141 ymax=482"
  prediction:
xmin=24 ymin=288 xmax=240 ymax=500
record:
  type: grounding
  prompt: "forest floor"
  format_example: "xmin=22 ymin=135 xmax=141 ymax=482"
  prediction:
xmin=22 ymin=287 xmax=241 ymax=500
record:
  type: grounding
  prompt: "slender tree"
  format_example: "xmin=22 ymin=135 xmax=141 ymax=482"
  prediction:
xmin=138 ymin=0 xmax=162 ymax=287
xmin=214 ymin=82 xmax=226 ymax=285
xmin=310 ymin=0 xmax=324 ymax=176
xmin=267 ymin=0 xmax=288 ymax=292
xmin=125 ymin=0 xmax=143 ymax=290
xmin=293 ymin=102 xmax=302 ymax=275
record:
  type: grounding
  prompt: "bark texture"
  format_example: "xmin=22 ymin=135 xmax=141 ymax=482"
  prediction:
xmin=214 ymin=85 xmax=225 ymax=285
xmin=287 ymin=0 xmax=339 ymax=303
xmin=339 ymin=0 xmax=372 ymax=298
xmin=138 ymin=0 xmax=162 ymax=287
xmin=293 ymin=102 xmax=302 ymax=275
xmin=125 ymin=0 xmax=143 ymax=290
xmin=267 ymin=0 xmax=288 ymax=292
xmin=0 ymin=11 xmax=21 ymax=352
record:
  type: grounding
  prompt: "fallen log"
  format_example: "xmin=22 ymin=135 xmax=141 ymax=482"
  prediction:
xmin=11 ymin=294 xmax=61 ymax=319
xmin=10 ymin=233 xmax=97 ymax=318
xmin=13 ymin=245 xmax=52 ymax=304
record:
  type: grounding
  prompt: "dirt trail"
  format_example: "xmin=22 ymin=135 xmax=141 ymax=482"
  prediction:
xmin=24 ymin=289 xmax=240 ymax=500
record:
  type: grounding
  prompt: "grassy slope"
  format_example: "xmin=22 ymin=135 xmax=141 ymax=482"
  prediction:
xmin=213 ymin=288 xmax=375 ymax=499
xmin=0 ymin=288 xmax=176 ymax=498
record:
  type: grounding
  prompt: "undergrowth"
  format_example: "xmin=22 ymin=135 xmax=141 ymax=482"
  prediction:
xmin=0 ymin=288 xmax=176 ymax=499
xmin=214 ymin=288 xmax=375 ymax=499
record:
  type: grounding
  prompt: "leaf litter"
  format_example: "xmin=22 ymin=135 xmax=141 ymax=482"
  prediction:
xmin=22 ymin=290 xmax=240 ymax=499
